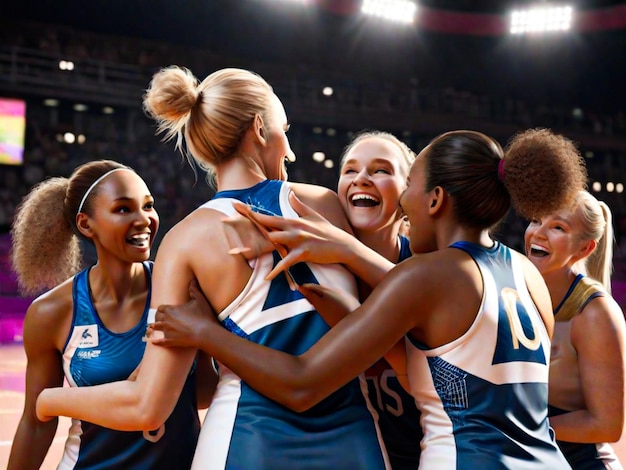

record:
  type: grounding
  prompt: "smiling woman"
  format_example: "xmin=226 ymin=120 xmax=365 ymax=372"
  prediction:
xmin=7 ymin=160 xmax=201 ymax=470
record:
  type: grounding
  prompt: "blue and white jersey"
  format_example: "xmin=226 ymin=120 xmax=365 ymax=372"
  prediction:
xmin=365 ymin=235 xmax=422 ymax=470
xmin=59 ymin=261 xmax=200 ymax=470
xmin=406 ymin=241 xmax=570 ymax=469
xmin=192 ymin=180 xmax=389 ymax=470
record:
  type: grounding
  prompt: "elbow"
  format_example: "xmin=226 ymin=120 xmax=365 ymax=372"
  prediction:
xmin=605 ymin=422 xmax=623 ymax=443
xmin=118 ymin=391 xmax=169 ymax=431
xmin=281 ymin=387 xmax=324 ymax=413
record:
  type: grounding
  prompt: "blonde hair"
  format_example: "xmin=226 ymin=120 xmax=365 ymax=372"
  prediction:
xmin=574 ymin=191 xmax=614 ymax=292
xmin=340 ymin=131 xmax=416 ymax=178
xmin=10 ymin=160 xmax=131 ymax=295
xmin=143 ymin=66 xmax=274 ymax=185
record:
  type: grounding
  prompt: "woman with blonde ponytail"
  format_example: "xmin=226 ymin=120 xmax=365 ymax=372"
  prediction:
xmin=526 ymin=183 xmax=626 ymax=468
xmin=8 ymin=160 xmax=201 ymax=470
xmin=37 ymin=67 xmax=390 ymax=469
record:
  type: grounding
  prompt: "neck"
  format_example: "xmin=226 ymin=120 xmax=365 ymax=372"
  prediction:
xmin=89 ymin=258 xmax=146 ymax=306
xmin=539 ymin=267 xmax=579 ymax=311
xmin=354 ymin=224 xmax=400 ymax=263
xmin=215 ymin=155 xmax=268 ymax=191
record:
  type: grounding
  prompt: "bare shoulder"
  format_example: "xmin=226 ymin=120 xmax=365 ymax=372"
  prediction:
xmin=159 ymin=207 xmax=228 ymax=258
xmin=384 ymin=248 xmax=472 ymax=297
xmin=24 ymin=278 xmax=74 ymax=349
xmin=289 ymin=182 xmax=350 ymax=231
xmin=577 ymin=292 xmax=625 ymax=330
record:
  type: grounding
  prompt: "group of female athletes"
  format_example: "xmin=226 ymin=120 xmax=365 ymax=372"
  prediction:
xmin=8 ymin=66 xmax=625 ymax=470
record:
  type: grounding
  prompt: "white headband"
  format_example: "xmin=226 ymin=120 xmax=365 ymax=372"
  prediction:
xmin=77 ymin=168 xmax=132 ymax=215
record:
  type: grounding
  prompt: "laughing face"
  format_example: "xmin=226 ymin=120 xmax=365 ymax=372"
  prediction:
xmin=524 ymin=207 xmax=590 ymax=275
xmin=337 ymin=137 xmax=409 ymax=235
xmin=85 ymin=171 xmax=159 ymax=263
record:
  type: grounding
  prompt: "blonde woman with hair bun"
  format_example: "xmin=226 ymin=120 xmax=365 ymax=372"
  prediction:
xmin=8 ymin=160 xmax=201 ymax=470
xmin=37 ymin=67 xmax=391 ymax=469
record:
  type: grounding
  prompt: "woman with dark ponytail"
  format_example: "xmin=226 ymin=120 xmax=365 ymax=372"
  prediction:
xmin=8 ymin=160 xmax=200 ymax=470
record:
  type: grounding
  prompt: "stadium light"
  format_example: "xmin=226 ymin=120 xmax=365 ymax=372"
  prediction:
xmin=592 ymin=181 xmax=602 ymax=192
xmin=313 ymin=151 xmax=326 ymax=162
xmin=324 ymin=159 xmax=334 ymax=169
xmin=361 ymin=0 xmax=417 ymax=25
xmin=510 ymin=5 xmax=573 ymax=34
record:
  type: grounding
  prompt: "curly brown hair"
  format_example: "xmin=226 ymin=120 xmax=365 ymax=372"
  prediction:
xmin=503 ymin=128 xmax=587 ymax=220
xmin=423 ymin=128 xmax=588 ymax=230
xmin=10 ymin=160 xmax=131 ymax=295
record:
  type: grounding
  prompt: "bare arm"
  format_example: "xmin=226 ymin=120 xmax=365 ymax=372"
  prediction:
xmin=8 ymin=296 xmax=66 ymax=470
xmin=152 ymin=258 xmax=428 ymax=412
xmin=549 ymin=296 xmax=626 ymax=442
xmin=36 ymin=217 xmax=209 ymax=430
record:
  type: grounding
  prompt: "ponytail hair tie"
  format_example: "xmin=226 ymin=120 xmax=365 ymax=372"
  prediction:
xmin=497 ymin=159 xmax=505 ymax=183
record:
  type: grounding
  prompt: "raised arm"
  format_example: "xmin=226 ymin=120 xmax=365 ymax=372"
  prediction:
xmin=8 ymin=296 xmax=66 ymax=470
xmin=35 ymin=215 xmax=215 ymax=431
xmin=549 ymin=296 xmax=626 ymax=442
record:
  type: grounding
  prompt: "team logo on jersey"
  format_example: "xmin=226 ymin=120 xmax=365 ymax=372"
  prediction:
xmin=75 ymin=325 xmax=99 ymax=348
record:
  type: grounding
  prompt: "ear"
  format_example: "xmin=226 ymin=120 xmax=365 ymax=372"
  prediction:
xmin=428 ymin=186 xmax=445 ymax=216
xmin=575 ymin=238 xmax=597 ymax=262
xmin=252 ymin=114 xmax=266 ymax=146
xmin=76 ymin=213 xmax=94 ymax=239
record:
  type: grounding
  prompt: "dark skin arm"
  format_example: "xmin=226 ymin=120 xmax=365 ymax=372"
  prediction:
xmin=8 ymin=294 xmax=67 ymax=470
xmin=150 ymin=253 xmax=437 ymax=412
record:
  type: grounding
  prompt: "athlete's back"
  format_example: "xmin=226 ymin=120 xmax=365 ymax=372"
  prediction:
xmin=406 ymin=241 xmax=570 ymax=469
xmin=192 ymin=180 xmax=389 ymax=470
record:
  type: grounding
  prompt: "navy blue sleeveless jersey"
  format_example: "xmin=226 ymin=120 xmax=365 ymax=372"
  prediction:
xmin=406 ymin=241 xmax=570 ymax=469
xmin=365 ymin=235 xmax=423 ymax=470
xmin=59 ymin=261 xmax=200 ymax=470
xmin=192 ymin=180 xmax=389 ymax=470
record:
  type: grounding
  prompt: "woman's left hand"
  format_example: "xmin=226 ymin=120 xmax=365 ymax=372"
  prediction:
xmin=148 ymin=280 xmax=218 ymax=349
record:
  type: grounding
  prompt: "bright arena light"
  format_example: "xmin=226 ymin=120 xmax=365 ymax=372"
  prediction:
xmin=592 ymin=181 xmax=602 ymax=192
xmin=322 ymin=87 xmax=333 ymax=96
xmin=361 ymin=0 xmax=417 ymax=24
xmin=510 ymin=5 xmax=573 ymax=34
xmin=324 ymin=159 xmax=334 ymax=169
xmin=312 ymin=151 xmax=326 ymax=162
xmin=607 ymin=182 xmax=615 ymax=193
xmin=617 ymin=183 xmax=624 ymax=194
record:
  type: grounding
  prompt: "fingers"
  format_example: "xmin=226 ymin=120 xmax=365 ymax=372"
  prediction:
xmin=265 ymin=250 xmax=303 ymax=281
xmin=298 ymin=282 xmax=327 ymax=298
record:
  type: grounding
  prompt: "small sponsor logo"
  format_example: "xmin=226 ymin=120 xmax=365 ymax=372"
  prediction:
xmin=77 ymin=349 xmax=102 ymax=359
xmin=74 ymin=325 xmax=99 ymax=348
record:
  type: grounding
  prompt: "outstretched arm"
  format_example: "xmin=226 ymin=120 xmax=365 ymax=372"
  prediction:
xmin=152 ymin=259 xmax=425 ymax=412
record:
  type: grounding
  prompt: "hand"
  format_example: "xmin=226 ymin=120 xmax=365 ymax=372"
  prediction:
xmin=222 ymin=211 xmax=275 ymax=259
xmin=233 ymin=192 xmax=356 ymax=281
xmin=298 ymin=283 xmax=361 ymax=327
xmin=148 ymin=280 xmax=218 ymax=349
